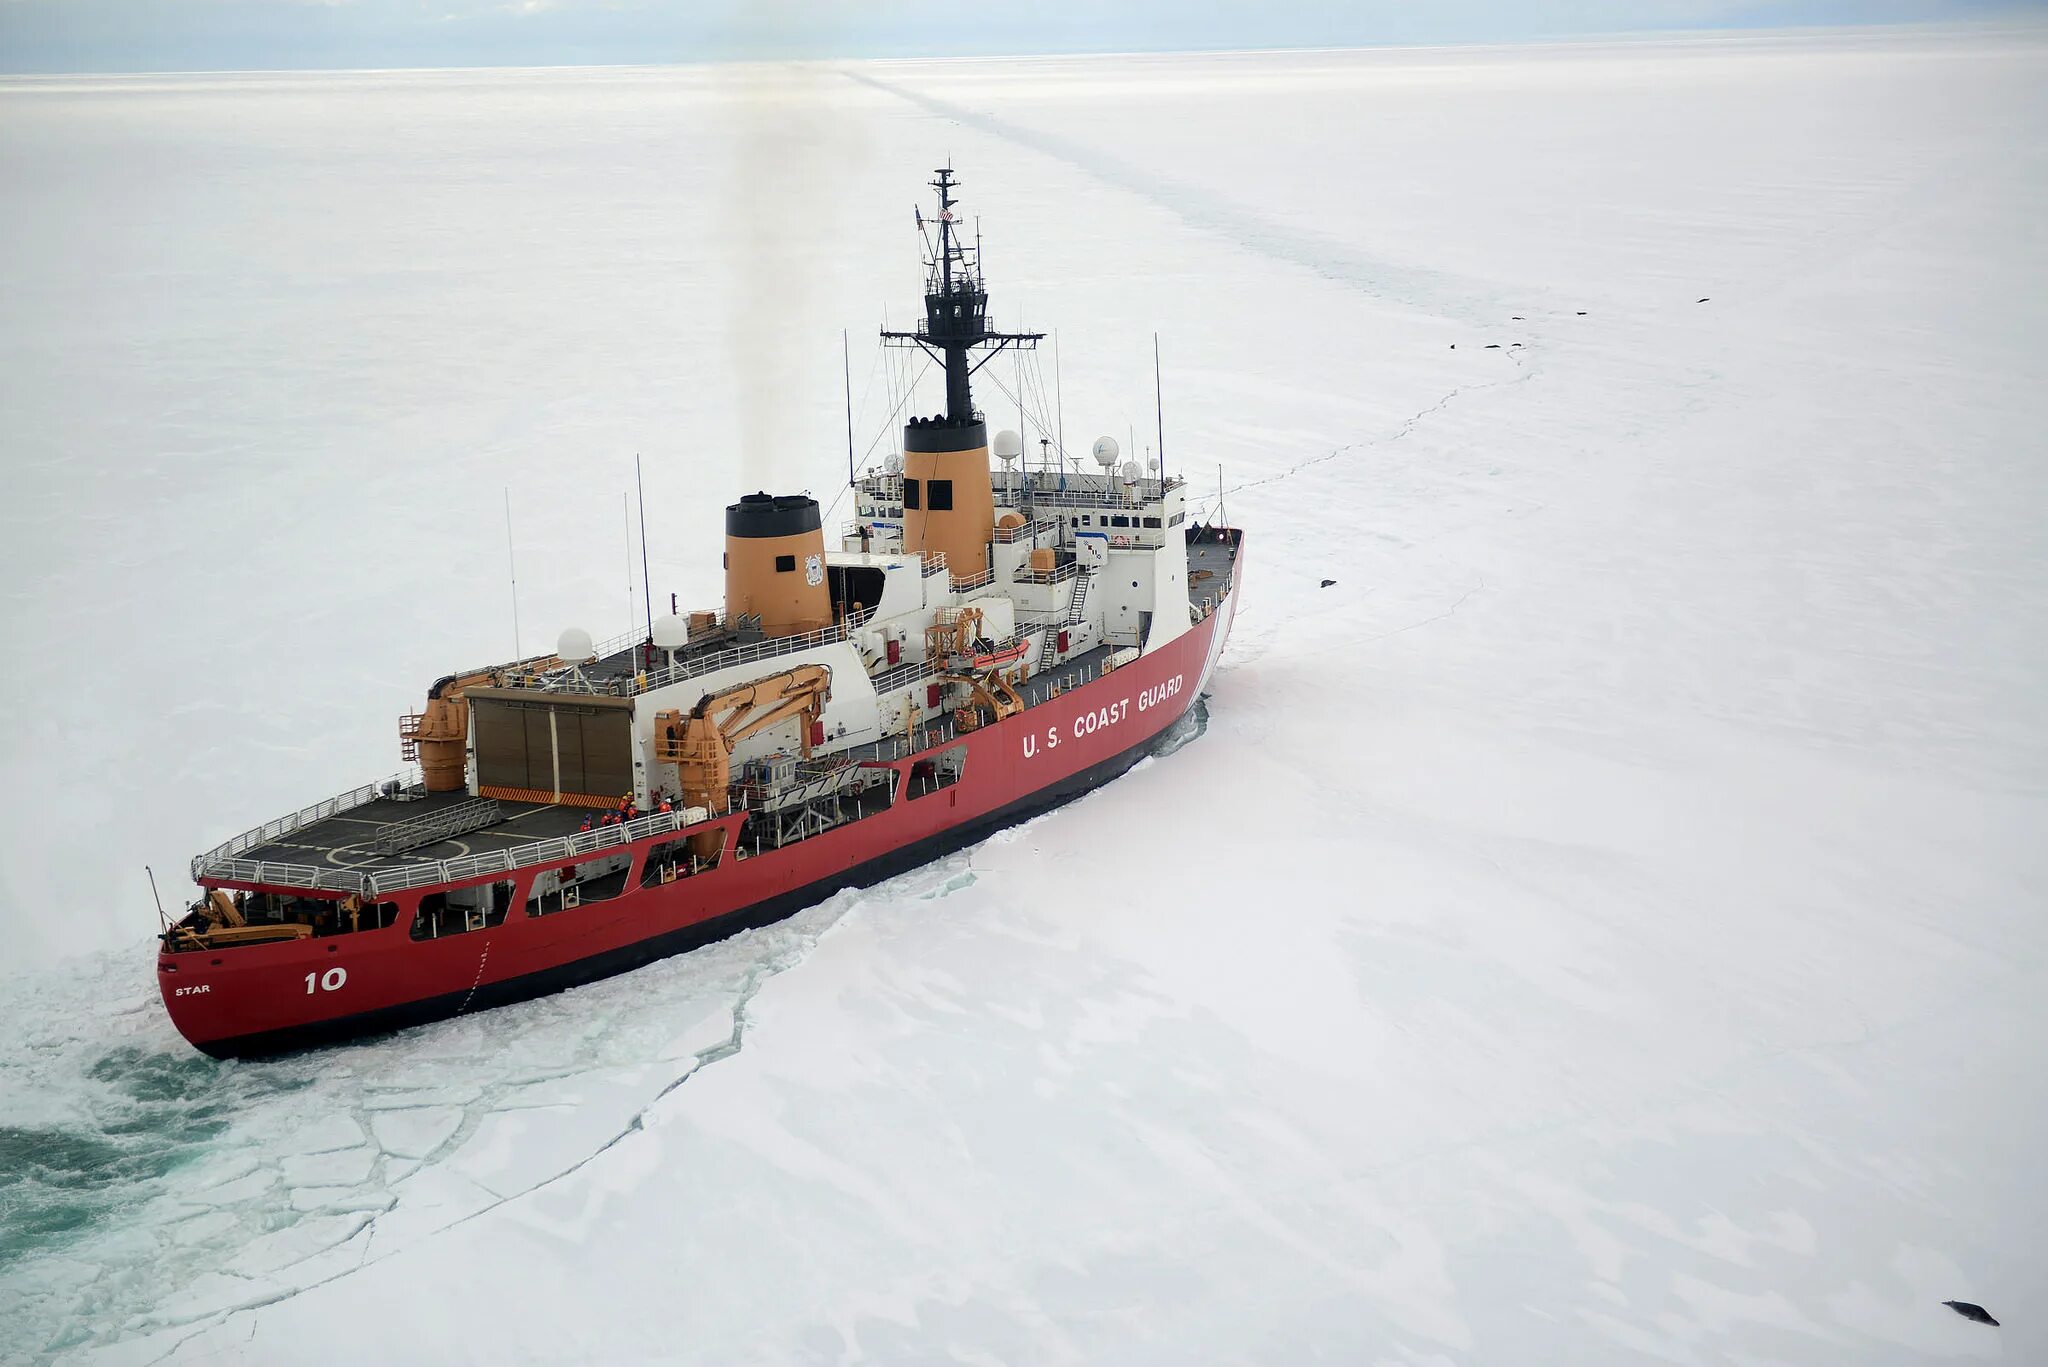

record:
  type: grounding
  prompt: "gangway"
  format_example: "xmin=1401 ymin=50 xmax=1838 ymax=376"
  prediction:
xmin=370 ymin=799 xmax=504 ymax=855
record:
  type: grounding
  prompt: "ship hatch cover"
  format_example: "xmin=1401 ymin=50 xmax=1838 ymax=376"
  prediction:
xmin=468 ymin=688 xmax=634 ymax=802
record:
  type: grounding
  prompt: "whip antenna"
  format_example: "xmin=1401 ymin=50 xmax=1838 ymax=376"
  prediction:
xmin=504 ymin=487 xmax=521 ymax=658
xmin=1153 ymin=332 xmax=1167 ymax=487
xmin=635 ymin=454 xmax=654 ymax=649
xmin=843 ymin=329 xmax=857 ymax=492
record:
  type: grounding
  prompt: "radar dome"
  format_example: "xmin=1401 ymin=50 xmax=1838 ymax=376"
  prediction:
xmin=1120 ymin=460 xmax=1141 ymax=483
xmin=992 ymin=429 xmax=1022 ymax=461
xmin=1091 ymin=436 xmax=1120 ymax=469
xmin=650 ymin=614 xmax=690 ymax=650
xmin=882 ymin=450 xmax=903 ymax=476
xmin=556 ymin=627 xmax=595 ymax=663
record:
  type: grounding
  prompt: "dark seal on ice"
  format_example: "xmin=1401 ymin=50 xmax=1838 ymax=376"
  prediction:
xmin=1943 ymin=1300 xmax=1998 ymax=1326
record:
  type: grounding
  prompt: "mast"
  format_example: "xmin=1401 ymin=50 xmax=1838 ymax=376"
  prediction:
xmin=881 ymin=166 xmax=1042 ymax=424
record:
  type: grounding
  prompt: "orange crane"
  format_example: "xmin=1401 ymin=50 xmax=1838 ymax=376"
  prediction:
xmin=654 ymin=664 xmax=833 ymax=856
xmin=399 ymin=668 xmax=504 ymax=792
xmin=940 ymin=666 xmax=1026 ymax=731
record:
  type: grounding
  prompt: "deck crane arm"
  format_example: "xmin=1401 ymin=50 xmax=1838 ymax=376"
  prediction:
xmin=654 ymin=663 xmax=833 ymax=816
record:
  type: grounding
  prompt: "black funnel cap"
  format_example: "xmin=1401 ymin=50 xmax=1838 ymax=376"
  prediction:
xmin=725 ymin=492 xmax=822 ymax=540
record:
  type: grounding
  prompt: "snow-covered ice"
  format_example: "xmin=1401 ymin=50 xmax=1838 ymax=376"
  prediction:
xmin=2 ymin=26 xmax=2046 ymax=1364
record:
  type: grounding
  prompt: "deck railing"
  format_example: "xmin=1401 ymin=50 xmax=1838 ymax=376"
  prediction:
xmin=949 ymin=567 xmax=994 ymax=592
xmin=871 ymin=657 xmax=937 ymax=696
xmin=195 ymin=857 xmax=369 ymax=894
xmin=624 ymin=607 xmax=869 ymax=698
xmin=361 ymin=807 xmax=691 ymax=897
xmin=189 ymin=769 xmax=419 ymax=882
xmin=993 ymin=517 xmax=1061 ymax=545
xmin=1014 ymin=560 xmax=1081 ymax=587
xmin=194 ymin=805 xmax=699 ymax=899
xmin=494 ymin=609 xmax=863 ymax=700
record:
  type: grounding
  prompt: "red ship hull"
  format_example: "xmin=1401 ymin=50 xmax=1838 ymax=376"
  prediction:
xmin=160 ymin=554 xmax=1240 ymax=1057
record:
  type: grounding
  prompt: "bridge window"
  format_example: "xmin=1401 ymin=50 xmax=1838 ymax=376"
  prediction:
xmin=1110 ymin=515 xmax=1131 ymax=528
xmin=1143 ymin=516 xmax=1162 ymax=528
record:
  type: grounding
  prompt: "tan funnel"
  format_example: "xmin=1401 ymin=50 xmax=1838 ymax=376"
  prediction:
xmin=902 ymin=418 xmax=994 ymax=586
xmin=401 ymin=670 xmax=494 ymax=792
xmin=725 ymin=493 xmax=830 ymax=638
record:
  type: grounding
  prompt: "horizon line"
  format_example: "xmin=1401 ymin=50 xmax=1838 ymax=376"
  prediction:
xmin=2 ymin=17 xmax=2042 ymax=84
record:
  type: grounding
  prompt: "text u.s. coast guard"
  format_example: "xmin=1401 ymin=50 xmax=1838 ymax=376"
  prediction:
xmin=1021 ymin=674 xmax=1183 ymax=758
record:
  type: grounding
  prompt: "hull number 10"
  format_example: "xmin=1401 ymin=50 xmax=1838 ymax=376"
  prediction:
xmin=304 ymin=967 xmax=348 ymax=994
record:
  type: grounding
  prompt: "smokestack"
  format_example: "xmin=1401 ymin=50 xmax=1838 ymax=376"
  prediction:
xmin=724 ymin=493 xmax=829 ymax=638
xmin=901 ymin=419 xmax=995 ymax=587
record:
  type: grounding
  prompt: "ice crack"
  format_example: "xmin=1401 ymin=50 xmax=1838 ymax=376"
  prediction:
xmin=133 ymin=906 xmax=852 ymax=1363
xmin=844 ymin=70 xmax=1518 ymax=327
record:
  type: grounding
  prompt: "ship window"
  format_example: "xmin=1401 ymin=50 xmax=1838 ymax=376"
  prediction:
xmin=1143 ymin=517 xmax=1162 ymax=528
xmin=638 ymin=837 xmax=699 ymax=889
xmin=927 ymin=479 xmax=954 ymax=511
xmin=903 ymin=478 xmax=921 ymax=510
xmin=528 ymin=853 xmax=630 ymax=916
xmin=239 ymin=890 xmax=390 ymax=936
xmin=640 ymin=829 xmax=725 ymax=884
xmin=410 ymin=880 xmax=513 ymax=940
xmin=1110 ymin=515 xmax=1131 ymax=528
xmin=907 ymin=743 xmax=968 ymax=800
xmin=1168 ymin=511 xmax=1185 ymax=526
xmin=775 ymin=554 xmax=796 ymax=573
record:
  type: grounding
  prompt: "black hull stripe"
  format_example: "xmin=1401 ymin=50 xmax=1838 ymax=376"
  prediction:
xmin=199 ymin=725 xmax=1165 ymax=1058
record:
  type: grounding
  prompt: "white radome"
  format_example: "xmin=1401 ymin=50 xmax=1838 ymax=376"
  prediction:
xmin=992 ymin=429 xmax=1022 ymax=461
xmin=1120 ymin=459 xmax=1141 ymax=483
xmin=882 ymin=450 xmax=903 ymax=476
xmin=650 ymin=614 xmax=690 ymax=650
xmin=1091 ymin=435 xmax=1119 ymax=468
xmin=555 ymin=626 xmax=595 ymax=662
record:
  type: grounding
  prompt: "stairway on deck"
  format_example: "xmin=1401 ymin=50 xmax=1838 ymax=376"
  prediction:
xmin=1035 ymin=571 xmax=1093 ymax=673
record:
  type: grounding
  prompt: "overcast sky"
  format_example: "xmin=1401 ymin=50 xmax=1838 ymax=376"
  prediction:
xmin=0 ymin=0 xmax=2036 ymax=75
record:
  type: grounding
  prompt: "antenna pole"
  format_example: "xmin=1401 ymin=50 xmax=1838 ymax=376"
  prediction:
xmin=624 ymin=492 xmax=634 ymax=630
xmin=504 ymin=487 xmax=521 ymax=658
xmin=1153 ymin=332 xmax=1167 ymax=490
xmin=1014 ymin=327 xmax=1026 ymax=503
xmin=145 ymin=864 xmax=167 ymax=930
xmin=635 ymin=454 xmax=654 ymax=649
xmin=842 ymin=329 xmax=857 ymax=492
xmin=1053 ymin=330 xmax=1067 ymax=488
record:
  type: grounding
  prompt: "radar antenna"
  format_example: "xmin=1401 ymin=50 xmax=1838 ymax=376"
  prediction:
xmin=880 ymin=167 xmax=1044 ymax=424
